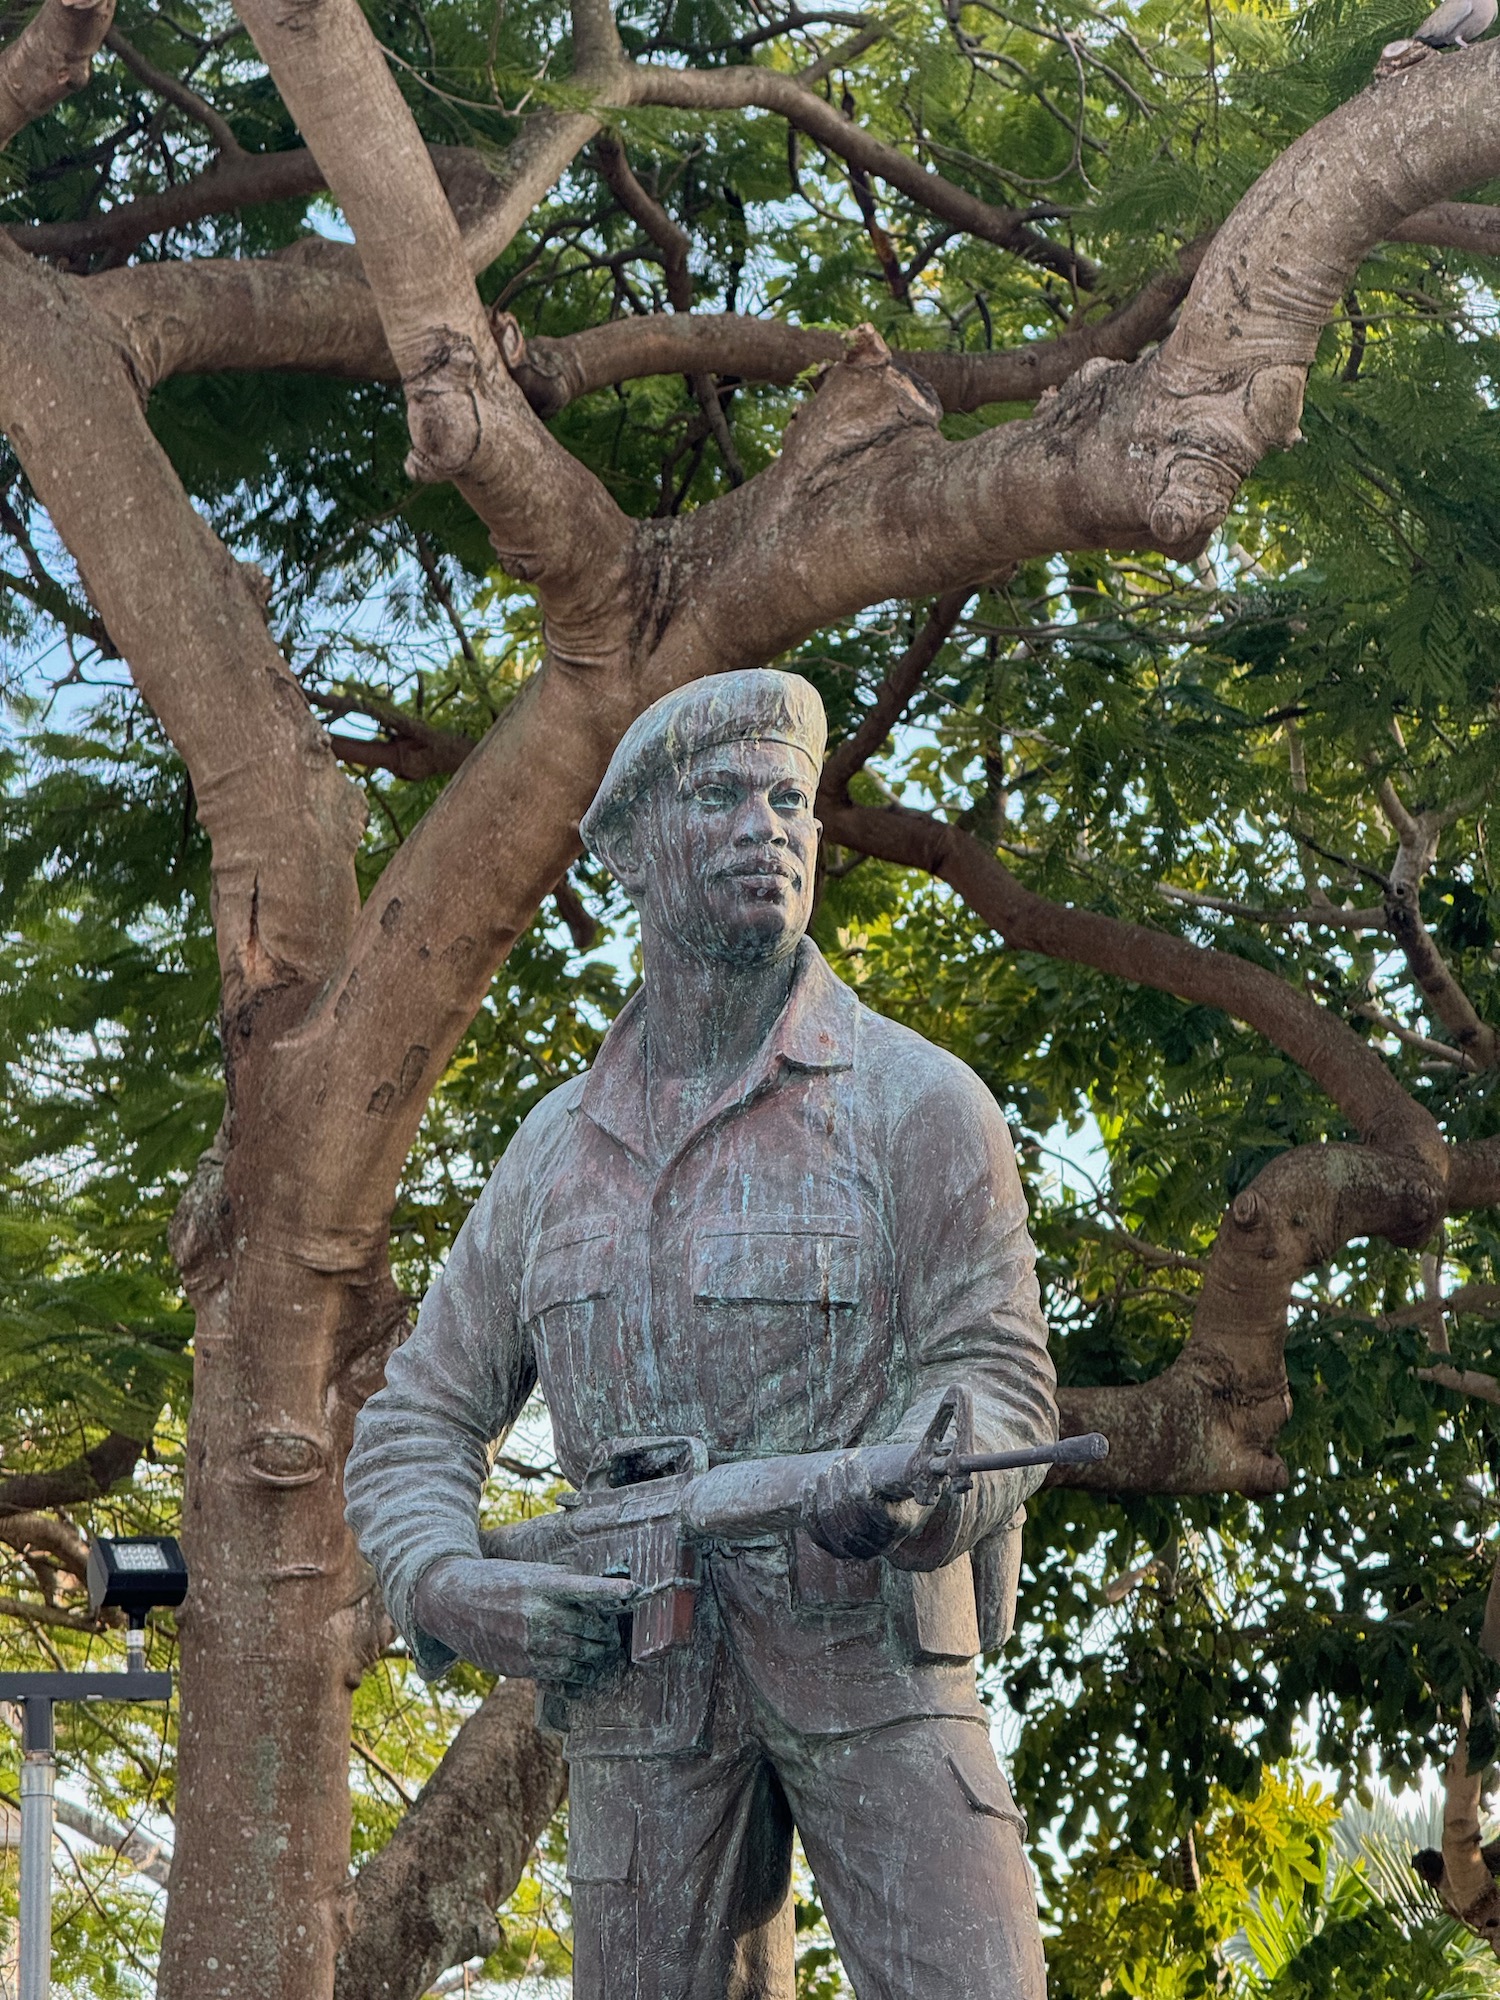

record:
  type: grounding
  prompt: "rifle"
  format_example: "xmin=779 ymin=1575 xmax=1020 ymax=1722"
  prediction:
xmin=485 ymin=1388 xmax=1107 ymax=1665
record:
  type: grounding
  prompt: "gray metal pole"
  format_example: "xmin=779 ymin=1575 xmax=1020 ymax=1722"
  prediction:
xmin=17 ymin=1701 xmax=54 ymax=2000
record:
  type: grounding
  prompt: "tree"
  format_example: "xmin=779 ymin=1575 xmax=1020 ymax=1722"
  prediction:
xmin=4 ymin=0 xmax=1500 ymax=1990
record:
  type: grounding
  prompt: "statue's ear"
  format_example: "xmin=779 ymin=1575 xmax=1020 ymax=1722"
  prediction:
xmin=592 ymin=807 xmax=646 ymax=892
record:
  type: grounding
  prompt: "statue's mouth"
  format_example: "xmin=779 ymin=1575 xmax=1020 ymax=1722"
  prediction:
xmin=718 ymin=859 xmax=798 ymax=888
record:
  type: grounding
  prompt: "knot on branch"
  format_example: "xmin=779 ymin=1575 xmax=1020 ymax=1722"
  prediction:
xmin=489 ymin=309 xmax=586 ymax=420
xmin=169 ymin=1140 xmax=232 ymax=1287
xmin=402 ymin=329 xmax=486 ymax=484
xmin=782 ymin=322 xmax=943 ymax=475
xmin=1143 ymin=363 xmax=1306 ymax=557
xmin=1039 ymin=353 xmax=1126 ymax=422
xmin=842 ymin=321 xmax=894 ymax=370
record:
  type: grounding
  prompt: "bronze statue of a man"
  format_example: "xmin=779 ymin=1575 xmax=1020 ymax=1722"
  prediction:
xmin=345 ymin=669 xmax=1059 ymax=1998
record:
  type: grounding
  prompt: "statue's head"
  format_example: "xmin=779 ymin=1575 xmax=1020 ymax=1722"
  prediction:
xmin=581 ymin=670 xmax=825 ymax=968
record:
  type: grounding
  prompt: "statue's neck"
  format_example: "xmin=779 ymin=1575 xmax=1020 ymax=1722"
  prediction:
xmin=637 ymin=930 xmax=798 ymax=1148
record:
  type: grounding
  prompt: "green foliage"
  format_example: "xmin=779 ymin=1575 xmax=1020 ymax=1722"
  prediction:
xmin=1047 ymin=1775 xmax=1500 ymax=1999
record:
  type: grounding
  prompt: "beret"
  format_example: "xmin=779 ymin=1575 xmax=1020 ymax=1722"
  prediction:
xmin=580 ymin=669 xmax=826 ymax=855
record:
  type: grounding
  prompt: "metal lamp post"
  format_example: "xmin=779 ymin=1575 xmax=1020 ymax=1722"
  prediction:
xmin=1 ymin=1536 xmax=187 ymax=2000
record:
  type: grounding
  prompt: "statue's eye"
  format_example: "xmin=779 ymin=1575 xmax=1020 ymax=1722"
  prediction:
xmin=694 ymin=783 xmax=734 ymax=808
xmin=773 ymin=786 xmax=810 ymax=811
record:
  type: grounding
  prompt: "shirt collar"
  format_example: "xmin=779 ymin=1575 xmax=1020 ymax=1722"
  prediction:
xmin=578 ymin=937 xmax=856 ymax=1158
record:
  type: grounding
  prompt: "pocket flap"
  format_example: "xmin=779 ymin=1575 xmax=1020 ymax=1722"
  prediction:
xmin=692 ymin=1221 xmax=858 ymax=1306
xmin=522 ymin=1217 xmax=617 ymax=1316
xmin=566 ymin=1800 xmax=637 ymax=1884
xmin=946 ymin=1732 xmax=1026 ymax=1833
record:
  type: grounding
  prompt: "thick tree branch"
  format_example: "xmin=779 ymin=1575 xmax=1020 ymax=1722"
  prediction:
xmin=593 ymin=133 xmax=692 ymax=310
xmin=1354 ymin=1001 xmax=1482 ymax=1073
xmin=87 ymin=257 xmax=1190 ymax=413
xmin=816 ymin=794 xmax=1439 ymax=1159
xmin=229 ymin=0 xmax=633 ymax=670
xmin=1051 ymin=1140 xmax=1444 ymax=1494
xmin=1451 ymin=1139 xmax=1500 ymax=1212
xmin=335 ymin=1679 xmax=565 ymax=2000
xmin=1384 ymin=1283 xmax=1500 ymax=1330
xmin=78 ymin=191 xmax=1492 ymax=411
xmin=1157 ymin=883 xmax=1387 ymax=931
xmin=1416 ymin=1364 xmax=1500 ymax=1404
xmin=21 ymin=145 xmax=327 ymax=261
xmin=54 ymin=1797 xmax=173 ymax=1888
xmin=0 ymin=1593 xmax=105 ymax=1631
xmin=1418 ymin=1700 xmax=1500 ymax=1957
xmin=1387 ymin=199 xmax=1500 ymax=258
xmin=0 ymin=0 xmax=113 ymax=147
xmin=0 ymin=1430 xmax=142 ymax=1510
xmin=89 ymin=257 xmax=397 ymax=386
xmin=0 ymin=1510 xmax=89 ymax=1576
xmin=0 ymin=237 xmax=365 ymax=1004
xmin=14 ymin=137 xmax=540 ymax=267
xmin=317 ymin=694 xmax=474 ymax=783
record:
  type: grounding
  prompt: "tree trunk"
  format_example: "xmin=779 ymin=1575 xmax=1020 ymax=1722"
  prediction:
xmin=159 ymin=1123 xmax=404 ymax=1998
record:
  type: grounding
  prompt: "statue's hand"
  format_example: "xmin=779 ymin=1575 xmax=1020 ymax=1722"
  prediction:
xmin=414 ymin=1556 xmax=634 ymax=1689
xmin=806 ymin=1453 xmax=934 ymax=1562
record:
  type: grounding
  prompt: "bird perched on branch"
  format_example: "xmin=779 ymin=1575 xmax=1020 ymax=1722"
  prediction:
xmin=1412 ymin=0 xmax=1496 ymax=45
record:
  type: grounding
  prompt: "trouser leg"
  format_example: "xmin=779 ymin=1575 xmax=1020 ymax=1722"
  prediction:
xmin=775 ymin=1715 xmax=1047 ymax=2000
xmin=567 ymin=1742 xmax=796 ymax=2000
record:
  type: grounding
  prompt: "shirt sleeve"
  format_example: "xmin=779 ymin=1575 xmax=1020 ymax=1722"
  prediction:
xmin=887 ymin=1058 xmax=1058 ymax=1570
xmin=343 ymin=1148 xmax=538 ymax=1679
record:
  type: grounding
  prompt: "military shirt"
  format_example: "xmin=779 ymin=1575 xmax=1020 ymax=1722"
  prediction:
xmin=345 ymin=940 xmax=1058 ymax=1691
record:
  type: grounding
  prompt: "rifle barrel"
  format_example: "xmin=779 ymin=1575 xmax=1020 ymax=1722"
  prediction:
xmin=953 ymin=1432 xmax=1109 ymax=1475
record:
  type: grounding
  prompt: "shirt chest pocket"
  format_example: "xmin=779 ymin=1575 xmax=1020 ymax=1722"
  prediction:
xmin=691 ymin=1218 xmax=860 ymax=1311
xmin=689 ymin=1218 xmax=863 ymax=1448
xmin=521 ymin=1220 xmax=621 ymax=1450
xmin=522 ymin=1218 xmax=618 ymax=1321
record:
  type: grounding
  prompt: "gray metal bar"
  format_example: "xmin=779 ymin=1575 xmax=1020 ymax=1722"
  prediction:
xmin=18 ymin=1703 xmax=54 ymax=2000
xmin=0 ymin=1673 xmax=171 ymax=1703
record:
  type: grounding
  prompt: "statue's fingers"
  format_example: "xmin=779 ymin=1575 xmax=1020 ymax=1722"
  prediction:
xmin=538 ymin=1620 xmax=625 ymax=1663
xmin=554 ymin=1575 xmax=638 ymax=1610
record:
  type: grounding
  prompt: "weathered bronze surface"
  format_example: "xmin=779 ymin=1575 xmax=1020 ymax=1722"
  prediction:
xmin=345 ymin=669 xmax=1061 ymax=1998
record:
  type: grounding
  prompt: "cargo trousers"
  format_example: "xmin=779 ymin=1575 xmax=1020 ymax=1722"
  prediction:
xmin=566 ymin=1654 xmax=1046 ymax=2000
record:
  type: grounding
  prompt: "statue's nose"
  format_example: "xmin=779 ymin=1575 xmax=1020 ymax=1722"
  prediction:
xmin=733 ymin=795 xmax=785 ymax=842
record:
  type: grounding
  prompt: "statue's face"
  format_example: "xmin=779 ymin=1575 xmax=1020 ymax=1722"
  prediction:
xmin=632 ymin=737 xmax=821 ymax=965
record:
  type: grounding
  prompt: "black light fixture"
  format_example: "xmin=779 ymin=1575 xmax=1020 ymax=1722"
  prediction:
xmin=86 ymin=1536 xmax=189 ymax=1671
